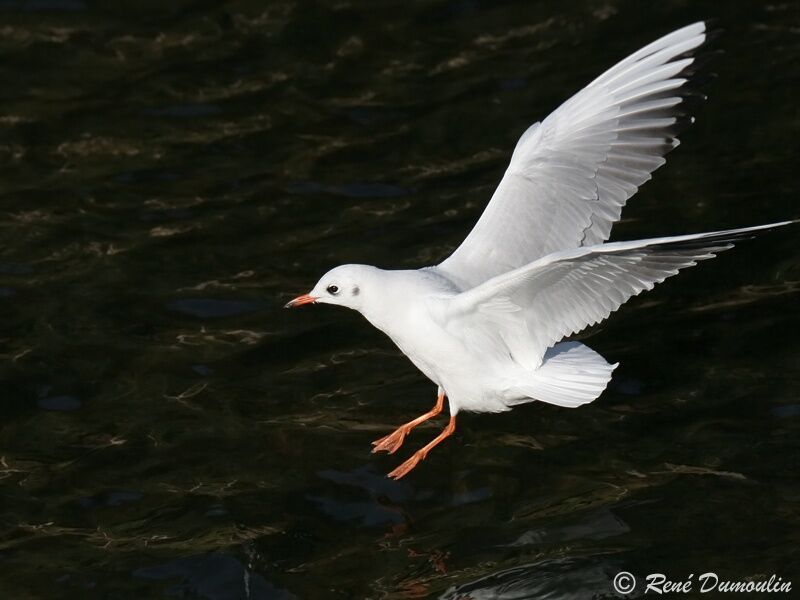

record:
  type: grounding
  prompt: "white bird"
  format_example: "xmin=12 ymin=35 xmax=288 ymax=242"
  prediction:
xmin=285 ymin=22 xmax=793 ymax=479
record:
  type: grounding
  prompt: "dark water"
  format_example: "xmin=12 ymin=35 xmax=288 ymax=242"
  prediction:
xmin=1 ymin=1 xmax=799 ymax=598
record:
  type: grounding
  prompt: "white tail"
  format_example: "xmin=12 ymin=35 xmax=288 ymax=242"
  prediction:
xmin=507 ymin=342 xmax=617 ymax=408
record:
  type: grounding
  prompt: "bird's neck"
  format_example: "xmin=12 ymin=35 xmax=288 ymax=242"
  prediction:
xmin=357 ymin=269 xmax=421 ymax=335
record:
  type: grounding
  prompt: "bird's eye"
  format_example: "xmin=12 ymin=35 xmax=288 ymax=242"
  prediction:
xmin=326 ymin=284 xmax=339 ymax=295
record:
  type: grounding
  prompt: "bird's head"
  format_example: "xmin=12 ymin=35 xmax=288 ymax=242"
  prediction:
xmin=284 ymin=264 xmax=373 ymax=312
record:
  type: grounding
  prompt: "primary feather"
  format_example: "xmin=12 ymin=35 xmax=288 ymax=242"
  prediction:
xmin=435 ymin=223 xmax=792 ymax=371
xmin=437 ymin=22 xmax=709 ymax=290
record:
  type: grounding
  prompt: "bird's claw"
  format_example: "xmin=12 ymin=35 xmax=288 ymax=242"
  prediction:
xmin=371 ymin=428 xmax=407 ymax=454
xmin=387 ymin=451 xmax=425 ymax=479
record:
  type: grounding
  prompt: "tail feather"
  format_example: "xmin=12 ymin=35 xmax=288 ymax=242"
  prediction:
xmin=507 ymin=341 xmax=617 ymax=408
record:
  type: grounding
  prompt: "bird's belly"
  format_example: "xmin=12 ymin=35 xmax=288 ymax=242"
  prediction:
xmin=395 ymin=332 xmax=511 ymax=414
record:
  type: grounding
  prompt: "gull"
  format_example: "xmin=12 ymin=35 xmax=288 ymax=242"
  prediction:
xmin=285 ymin=22 xmax=793 ymax=479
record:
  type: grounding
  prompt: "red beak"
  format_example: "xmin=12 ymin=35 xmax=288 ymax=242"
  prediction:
xmin=284 ymin=293 xmax=318 ymax=308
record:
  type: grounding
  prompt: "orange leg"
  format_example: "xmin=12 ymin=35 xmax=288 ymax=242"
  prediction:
xmin=387 ymin=415 xmax=456 ymax=480
xmin=372 ymin=392 xmax=445 ymax=454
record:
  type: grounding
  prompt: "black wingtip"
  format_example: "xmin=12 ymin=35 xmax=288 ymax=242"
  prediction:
xmin=655 ymin=23 xmax=723 ymax=146
xmin=648 ymin=222 xmax=796 ymax=253
xmin=702 ymin=18 xmax=724 ymax=44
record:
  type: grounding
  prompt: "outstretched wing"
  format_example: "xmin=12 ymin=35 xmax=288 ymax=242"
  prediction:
xmin=436 ymin=22 xmax=710 ymax=290
xmin=433 ymin=223 xmax=791 ymax=371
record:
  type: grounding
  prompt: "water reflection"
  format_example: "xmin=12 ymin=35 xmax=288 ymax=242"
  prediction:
xmin=440 ymin=557 xmax=620 ymax=600
xmin=505 ymin=508 xmax=630 ymax=546
xmin=134 ymin=553 xmax=296 ymax=600
xmin=310 ymin=466 xmax=412 ymax=528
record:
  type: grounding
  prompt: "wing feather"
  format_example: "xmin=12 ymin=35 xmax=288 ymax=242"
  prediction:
xmin=434 ymin=223 xmax=792 ymax=370
xmin=437 ymin=22 xmax=711 ymax=289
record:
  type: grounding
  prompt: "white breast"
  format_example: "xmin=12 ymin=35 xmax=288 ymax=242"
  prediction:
xmin=357 ymin=268 xmax=514 ymax=414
